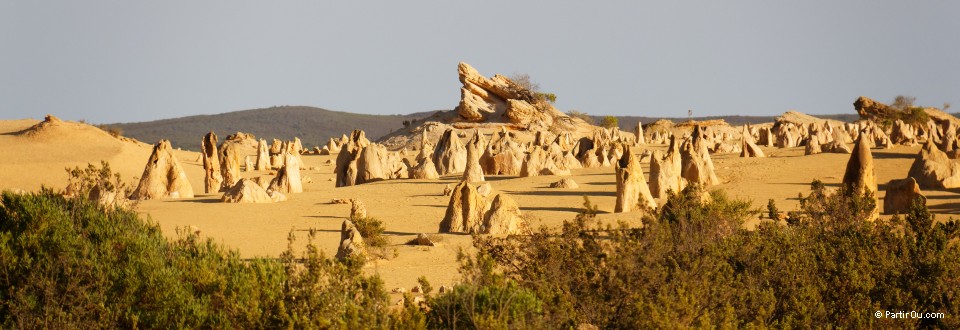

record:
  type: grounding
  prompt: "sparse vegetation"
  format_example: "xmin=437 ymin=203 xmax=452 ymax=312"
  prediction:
xmin=566 ymin=110 xmax=595 ymax=125
xmin=599 ymin=115 xmax=619 ymax=129
xmin=95 ymin=124 xmax=124 ymax=138
xmin=880 ymin=95 xmax=932 ymax=128
xmin=509 ymin=73 xmax=557 ymax=104
xmin=65 ymin=161 xmax=134 ymax=208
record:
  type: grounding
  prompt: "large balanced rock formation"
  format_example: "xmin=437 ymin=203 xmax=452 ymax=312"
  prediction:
xmin=883 ymin=177 xmax=925 ymax=214
xmin=201 ymin=132 xmax=222 ymax=193
xmin=855 ymin=95 xmax=960 ymax=126
xmin=463 ymin=130 xmax=486 ymax=182
xmin=614 ymin=147 xmax=657 ymax=213
xmin=908 ymin=141 xmax=960 ymax=189
xmin=335 ymin=220 xmax=367 ymax=261
xmin=433 ymin=129 xmax=467 ymax=175
xmin=454 ymin=62 xmax=566 ymax=129
xmin=129 ymin=140 xmax=194 ymax=200
xmin=649 ymin=136 xmax=685 ymax=199
xmin=219 ymin=141 xmax=242 ymax=191
xmin=221 ymin=178 xmax=275 ymax=203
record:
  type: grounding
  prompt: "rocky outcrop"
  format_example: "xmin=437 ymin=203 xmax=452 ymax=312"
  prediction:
xmin=201 ymin=132 xmax=221 ymax=193
xmin=681 ymin=126 xmax=720 ymax=186
xmin=883 ymin=177 xmax=925 ymax=214
xmin=635 ymin=121 xmax=646 ymax=145
xmin=269 ymin=153 xmax=303 ymax=194
xmin=334 ymin=141 xmax=362 ymax=187
xmin=409 ymin=147 xmax=441 ymax=179
xmin=740 ymin=125 xmax=765 ymax=158
xmin=454 ymin=62 xmax=568 ymax=129
xmin=480 ymin=130 xmax=524 ymax=175
xmin=350 ymin=199 xmax=368 ymax=219
xmin=335 ymin=220 xmax=367 ymax=261
xmin=255 ymin=139 xmax=270 ymax=171
xmin=356 ymin=144 xmax=387 ymax=184
xmin=482 ymin=193 xmax=526 ymax=236
xmin=219 ymin=141 xmax=242 ymax=191
xmin=574 ymin=137 xmax=601 ymax=168
xmin=549 ymin=178 xmax=579 ymax=189
xmin=908 ymin=141 xmax=960 ymax=189
xmin=938 ymin=121 xmax=958 ymax=152
xmin=439 ymin=181 xmax=487 ymax=233
xmin=269 ymin=139 xmax=284 ymax=169
xmin=890 ymin=120 xmax=917 ymax=145
xmin=614 ymin=147 xmax=657 ymax=212
xmin=335 ymin=130 xmax=404 ymax=187
xmin=221 ymin=178 xmax=275 ymax=203
xmin=804 ymin=136 xmax=822 ymax=155
xmin=649 ymin=136 xmax=685 ymax=199
xmin=520 ymin=147 xmax=547 ymax=177
xmin=855 ymin=96 xmax=960 ymax=126
xmin=822 ymin=140 xmax=852 ymax=154
xmin=433 ymin=129 xmax=467 ymax=175
xmin=842 ymin=135 xmax=879 ymax=219
xmin=129 ymin=140 xmax=194 ymax=200
xmin=463 ymin=130 xmax=486 ymax=182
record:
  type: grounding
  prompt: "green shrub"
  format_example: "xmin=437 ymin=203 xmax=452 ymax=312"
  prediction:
xmin=426 ymin=251 xmax=544 ymax=329
xmin=0 ymin=190 xmax=395 ymax=328
xmin=351 ymin=215 xmax=388 ymax=249
xmin=464 ymin=185 xmax=960 ymax=328
xmin=599 ymin=115 xmax=619 ymax=129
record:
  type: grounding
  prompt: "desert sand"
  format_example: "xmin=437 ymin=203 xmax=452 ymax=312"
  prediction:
xmin=2 ymin=115 xmax=958 ymax=294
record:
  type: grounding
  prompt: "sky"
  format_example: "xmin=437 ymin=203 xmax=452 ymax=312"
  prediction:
xmin=1 ymin=1 xmax=958 ymax=123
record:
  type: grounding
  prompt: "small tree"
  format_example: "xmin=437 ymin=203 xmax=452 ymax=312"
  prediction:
xmin=599 ymin=116 xmax=619 ymax=129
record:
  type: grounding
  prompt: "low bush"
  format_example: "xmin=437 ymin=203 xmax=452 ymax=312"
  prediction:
xmin=463 ymin=185 xmax=960 ymax=328
xmin=0 ymin=190 xmax=394 ymax=328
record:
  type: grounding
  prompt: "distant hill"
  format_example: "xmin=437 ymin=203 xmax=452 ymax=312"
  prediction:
xmin=108 ymin=106 xmax=438 ymax=151
xmin=594 ymin=114 xmax=863 ymax=129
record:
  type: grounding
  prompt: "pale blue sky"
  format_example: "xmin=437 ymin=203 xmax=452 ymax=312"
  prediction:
xmin=1 ymin=1 xmax=958 ymax=123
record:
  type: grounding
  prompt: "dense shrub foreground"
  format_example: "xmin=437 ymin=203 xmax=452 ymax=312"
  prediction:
xmin=465 ymin=187 xmax=960 ymax=328
xmin=1 ymin=183 xmax=958 ymax=328
xmin=0 ymin=190 xmax=390 ymax=328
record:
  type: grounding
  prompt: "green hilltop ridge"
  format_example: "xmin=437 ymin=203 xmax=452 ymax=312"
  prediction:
xmin=107 ymin=106 xmax=436 ymax=151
